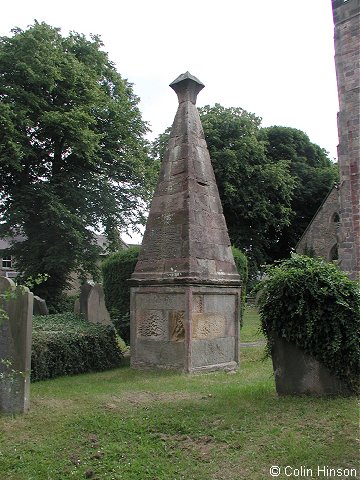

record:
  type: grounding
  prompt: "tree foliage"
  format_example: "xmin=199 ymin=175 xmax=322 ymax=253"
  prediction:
xmin=199 ymin=105 xmax=295 ymax=272
xmin=0 ymin=22 xmax=157 ymax=303
xmin=102 ymin=245 xmax=141 ymax=343
xmin=261 ymin=126 xmax=338 ymax=259
xmin=231 ymin=246 xmax=248 ymax=324
xmin=152 ymin=105 xmax=337 ymax=279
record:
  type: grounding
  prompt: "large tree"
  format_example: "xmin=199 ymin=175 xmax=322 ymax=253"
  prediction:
xmin=260 ymin=126 xmax=338 ymax=259
xmin=153 ymin=104 xmax=296 ymax=277
xmin=0 ymin=22 xmax=156 ymax=305
xmin=199 ymin=105 xmax=295 ymax=274
xmin=153 ymin=105 xmax=338 ymax=279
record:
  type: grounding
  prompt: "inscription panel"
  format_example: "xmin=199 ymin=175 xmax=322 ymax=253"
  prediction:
xmin=191 ymin=337 xmax=236 ymax=368
xmin=192 ymin=295 xmax=204 ymax=313
xmin=141 ymin=225 xmax=182 ymax=259
xmin=136 ymin=293 xmax=185 ymax=311
xmin=137 ymin=310 xmax=167 ymax=340
xmin=192 ymin=313 xmax=226 ymax=339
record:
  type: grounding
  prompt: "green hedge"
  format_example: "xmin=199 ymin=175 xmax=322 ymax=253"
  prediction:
xmin=31 ymin=313 xmax=123 ymax=381
xmin=102 ymin=246 xmax=140 ymax=343
xmin=256 ymin=254 xmax=360 ymax=393
xmin=231 ymin=246 xmax=248 ymax=325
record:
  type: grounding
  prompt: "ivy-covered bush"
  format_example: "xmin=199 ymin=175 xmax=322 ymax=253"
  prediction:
xmin=31 ymin=313 xmax=123 ymax=381
xmin=102 ymin=246 xmax=140 ymax=343
xmin=231 ymin=246 xmax=248 ymax=324
xmin=47 ymin=293 xmax=78 ymax=314
xmin=257 ymin=254 xmax=360 ymax=393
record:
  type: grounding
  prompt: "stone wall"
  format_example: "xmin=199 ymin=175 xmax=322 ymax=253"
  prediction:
xmin=332 ymin=0 xmax=360 ymax=279
xmin=296 ymin=187 xmax=340 ymax=260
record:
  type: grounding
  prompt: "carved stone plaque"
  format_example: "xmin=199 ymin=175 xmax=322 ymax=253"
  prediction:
xmin=169 ymin=310 xmax=185 ymax=342
xmin=192 ymin=295 xmax=204 ymax=313
xmin=137 ymin=310 xmax=167 ymax=340
xmin=192 ymin=313 xmax=226 ymax=339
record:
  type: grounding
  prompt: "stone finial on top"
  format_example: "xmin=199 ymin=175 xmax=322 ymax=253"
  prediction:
xmin=170 ymin=71 xmax=205 ymax=104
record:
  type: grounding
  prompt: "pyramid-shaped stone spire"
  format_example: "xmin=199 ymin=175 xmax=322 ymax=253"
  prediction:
xmin=132 ymin=72 xmax=240 ymax=285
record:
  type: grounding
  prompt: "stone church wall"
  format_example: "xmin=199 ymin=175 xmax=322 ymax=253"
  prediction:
xmin=296 ymin=187 xmax=340 ymax=261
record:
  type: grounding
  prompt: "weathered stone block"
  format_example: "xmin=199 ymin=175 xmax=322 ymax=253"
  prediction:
xmin=191 ymin=337 xmax=237 ymax=369
xmin=169 ymin=311 xmax=185 ymax=342
xmin=132 ymin=339 xmax=185 ymax=369
xmin=0 ymin=277 xmax=33 ymax=414
xmin=33 ymin=295 xmax=49 ymax=316
xmin=137 ymin=310 xmax=167 ymax=340
xmin=136 ymin=292 xmax=185 ymax=311
xmin=271 ymin=335 xmax=351 ymax=396
xmin=192 ymin=313 xmax=226 ymax=339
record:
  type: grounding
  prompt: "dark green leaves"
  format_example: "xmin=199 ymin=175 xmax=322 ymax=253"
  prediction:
xmin=257 ymin=254 xmax=360 ymax=392
xmin=31 ymin=313 xmax=123 ymax=381
xmin=0 ymin=22 xmax=157 ymax=303
xmin=198 ymin=105 xmax=296 ymax=279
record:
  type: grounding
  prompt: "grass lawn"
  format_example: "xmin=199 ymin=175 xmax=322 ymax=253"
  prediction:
xmin=240 ymin=305 xmax=265 ymax=343
xmin=0 ymin=310 xmax=358 ymax=480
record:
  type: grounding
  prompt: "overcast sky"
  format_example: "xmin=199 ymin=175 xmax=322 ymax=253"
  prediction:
xmin=1 ymin=0 xmax=340 ymax=242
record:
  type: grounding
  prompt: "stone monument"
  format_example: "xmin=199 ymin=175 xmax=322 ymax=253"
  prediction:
xmin=0 ymin=277 xmax=33 ymax=414
xmin=130 ymin=72 xmax=241 ymax=372
xmin=79 ymin=282 xmax=112 ymax=326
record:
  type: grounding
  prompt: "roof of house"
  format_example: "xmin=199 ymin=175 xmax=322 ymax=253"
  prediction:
xmin=96 ymin=234 xmax=129 ymax=255
xmin=0 ymin=233 xmax=129 ymax=254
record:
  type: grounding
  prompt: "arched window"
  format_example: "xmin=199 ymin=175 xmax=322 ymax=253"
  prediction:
xmin=332 ymin=212 xmax=340 ymax=223
xmin=329 ymin=244 xmax=339 ymax=261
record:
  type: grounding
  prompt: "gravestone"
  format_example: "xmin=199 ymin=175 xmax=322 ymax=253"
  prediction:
xmin=130 ymin=72 xmax=241 ymax=372
xmin=87 ymin=283 xmax=112 ymax=325
xmin=271 ymin=335 xmax=351 ymax=396
xmin=33 ymin=295 xmax=49 ymax=316
xmin=74 ymin=298 xmax=80 ymax=315
xmin=0 ymin=277 xmax=33 ymax=414
xmin=79 ymin=282 xmax=112 ymax=326
xmin=79 ymin=281 xmax=94 ymax=319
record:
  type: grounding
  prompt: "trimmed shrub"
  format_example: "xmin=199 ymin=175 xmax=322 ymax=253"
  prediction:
xmin=102 ymin=246 xmax=140 ymax=343
xmin=31 ymin=313 xmax=123 ymax=381
xmin=256 ymin=254 xmax=360 ymax=393
xmin=232 ymin=246 xmax=248 ymax=324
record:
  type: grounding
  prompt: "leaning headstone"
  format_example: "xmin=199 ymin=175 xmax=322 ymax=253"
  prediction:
xmin=74 ymin=298 xmax=80 ymax=315
xmin=271 ymin=335 xmax=351 ymax=396
xmin=0 ymin=277 xmax=33 ymax=414
xmin=79 ymin=281 xmax=94 ymax=320
xmin=33 ymin=295 xmax=49 ymax=316
xmin=79 ymin=282 xmax=112 ymax=326
xmin=87 ymin=283 xmax=112 ymax=326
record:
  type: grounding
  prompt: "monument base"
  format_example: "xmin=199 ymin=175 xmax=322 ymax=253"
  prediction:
xmin=130 ymin=284 xmax=240 ymax=373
